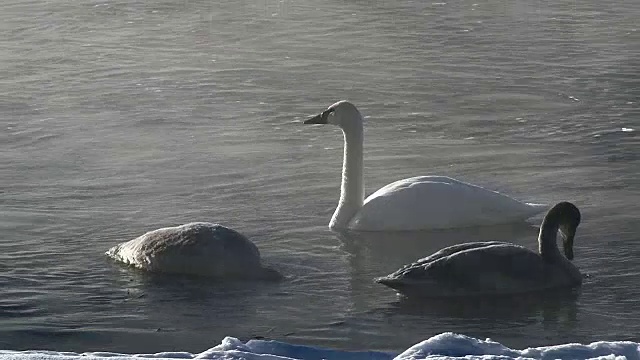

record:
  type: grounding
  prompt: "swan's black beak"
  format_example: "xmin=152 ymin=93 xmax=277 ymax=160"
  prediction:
xmin=304 ymin=113 xmax=326 ymax=124
xmin=564 ymin=238 xmax=574 ymax=260
xmin=561 ymin=225 xmax=576 ymax=260
xmin=303 ymin=109 xmax=331 ymax=124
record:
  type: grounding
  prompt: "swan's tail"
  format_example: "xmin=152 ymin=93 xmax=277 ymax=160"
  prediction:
xmin=375 ymin=276 xmax=442 ymax=298
xmin=375 ymin=276 xmax=404 ymax=291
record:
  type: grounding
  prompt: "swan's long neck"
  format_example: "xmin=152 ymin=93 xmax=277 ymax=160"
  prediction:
xmin=330 ymin=122 xmax=364 ymax=229
xmin=538 ymin=218 xmax=562 ymax=262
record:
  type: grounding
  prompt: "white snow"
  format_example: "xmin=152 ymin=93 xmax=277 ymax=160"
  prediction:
xmin=1 ymin=333 xmax=639 ymax=360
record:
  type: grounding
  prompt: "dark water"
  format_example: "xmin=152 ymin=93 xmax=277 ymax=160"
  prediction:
xmin=1 ymin=0 xmax=639 ymax=354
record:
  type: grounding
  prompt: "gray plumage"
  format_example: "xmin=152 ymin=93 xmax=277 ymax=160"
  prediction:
xmin=376 ymin=202 xmax=582 ymax=297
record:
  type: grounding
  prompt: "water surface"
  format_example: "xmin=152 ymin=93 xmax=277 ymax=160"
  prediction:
xmin=1 ymin=0 xmax=639 ymax=353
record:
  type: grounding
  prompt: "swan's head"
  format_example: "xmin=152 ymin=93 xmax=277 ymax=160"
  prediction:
xmin=304 ymin=100 xmax=363 ymax=131
xmin=545 ymin=201 xmax=581 ymax=260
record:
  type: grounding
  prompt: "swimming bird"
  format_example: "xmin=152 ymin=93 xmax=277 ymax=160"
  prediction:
xmin=106 ymin=222 xmax=281 ymax=280
xmin=304 ymin=100 xmax=547 ymax=231
xmin=375 ymin=201 xmax=582 ymax=297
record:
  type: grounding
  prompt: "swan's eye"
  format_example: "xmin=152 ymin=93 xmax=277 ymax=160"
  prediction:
xmin=321 ymin=108 xmax=335 ymax=121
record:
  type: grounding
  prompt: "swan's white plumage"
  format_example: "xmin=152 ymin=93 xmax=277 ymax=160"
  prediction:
xmin=304 ymin=100 xmax=547 ymax=231
xmin=106 ymin=222 xmax=281 ymax=280
xmin=352 ymin=176 xmax=547 ymax=231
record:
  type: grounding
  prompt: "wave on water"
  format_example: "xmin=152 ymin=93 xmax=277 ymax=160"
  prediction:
xmin=1 ymin=332 xmax=638 ymax=360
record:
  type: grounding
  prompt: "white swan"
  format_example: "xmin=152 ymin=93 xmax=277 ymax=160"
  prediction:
xmin=304 ymin=100 xmax=547 ymax=231
xmin=375 ymin=201 xmax=583 ymax=297
xmin=106 ymin=222 xmax=281 ymax=280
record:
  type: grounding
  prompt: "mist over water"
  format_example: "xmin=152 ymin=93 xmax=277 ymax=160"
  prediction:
xmin=1 ymin=0 xmax=639 ymax=354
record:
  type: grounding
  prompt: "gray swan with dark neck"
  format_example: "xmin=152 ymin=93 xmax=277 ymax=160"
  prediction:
xmin=376 ymin=202 xmax=582 ymax=297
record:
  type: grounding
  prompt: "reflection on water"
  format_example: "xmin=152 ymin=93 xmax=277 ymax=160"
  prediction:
xmin=390 ymin=288 xmax=580 ymax=323
xmin=378 ymin=288 xmax=582 ymax=348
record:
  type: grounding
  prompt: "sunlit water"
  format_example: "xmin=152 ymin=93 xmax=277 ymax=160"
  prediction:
xmin=1 ymin=0 xmax=639 ymax=354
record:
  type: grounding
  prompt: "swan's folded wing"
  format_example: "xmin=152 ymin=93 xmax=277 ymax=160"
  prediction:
xmin=397 ymin=241 xmax=509 ymax=269
xmin=381 ymin=243 xmax=549 ymax=297
xmin=355 ymin=176 xmax=544 ymax=230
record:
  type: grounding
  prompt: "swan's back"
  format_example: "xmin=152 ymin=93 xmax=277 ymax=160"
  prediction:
xmin=351 ymin=176 xmax=546 ymax=231
xmin=376 ymin=241 xmax=581 ymax=297
xmin=106 ymin=222 xmax=278 ymax=279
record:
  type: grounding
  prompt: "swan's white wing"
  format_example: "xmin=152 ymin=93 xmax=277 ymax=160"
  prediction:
xmin=350 ymin=176 xmax=546 ymax=231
